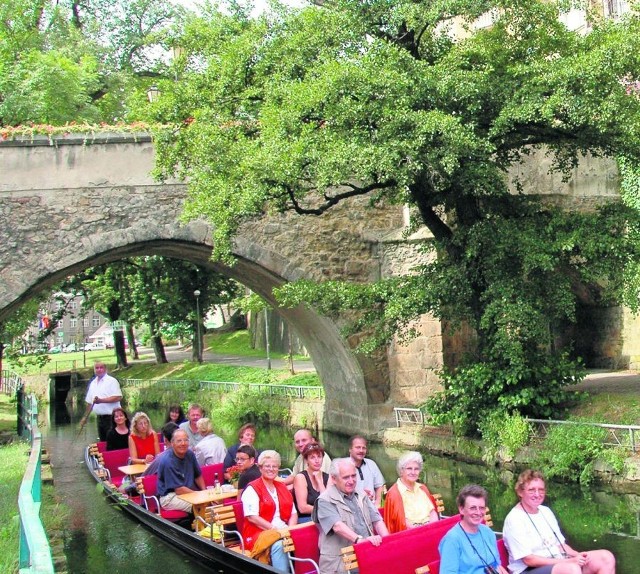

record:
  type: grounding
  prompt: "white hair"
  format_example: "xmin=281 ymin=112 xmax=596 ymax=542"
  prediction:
xmin=397 ymin=451 xmax=423 ymax=476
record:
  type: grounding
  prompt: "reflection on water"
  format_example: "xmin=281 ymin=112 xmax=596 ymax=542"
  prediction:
xmin=44 ymin=399 xmax=640 ymax=574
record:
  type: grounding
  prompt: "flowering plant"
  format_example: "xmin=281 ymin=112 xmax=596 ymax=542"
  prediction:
xmin=227 ymin=465 xmax=242 ymax=481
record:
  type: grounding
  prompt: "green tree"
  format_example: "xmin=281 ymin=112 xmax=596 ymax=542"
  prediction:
xmin=153 ymin=1 xmax=640 ymax=433
xmin=0 ymin=0 xmax=188 ymax=125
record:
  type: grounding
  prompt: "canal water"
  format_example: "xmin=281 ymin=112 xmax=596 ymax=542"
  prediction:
xmin=43 ymin=402 xmax=640 ymax=574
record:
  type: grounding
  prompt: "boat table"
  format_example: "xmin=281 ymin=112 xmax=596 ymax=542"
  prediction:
xmin=118 ymin=463 xmax=148 ymax=476
xmin=177 ymin=488 xmax=238 ymax=531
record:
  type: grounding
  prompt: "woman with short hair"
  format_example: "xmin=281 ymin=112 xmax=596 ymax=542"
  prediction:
xmin=241 ymin=450 xmax=297 ymax=572
xmin=439 ymin=484 xmax=507 ymax=574
xmin=503 ymin=470 xmax=615 ymax=574
xmin=383 ymin=451 xmax=438 ymax=533
xmin=293 ymin=442 xmax=329 ymax=523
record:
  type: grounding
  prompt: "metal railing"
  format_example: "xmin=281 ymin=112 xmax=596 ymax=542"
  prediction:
xmin=528 ymin=418 xmax=640 ymax=453
xmin=1 ymin=369 xmax=23 ymax=395
xmin=15 ymin=375 xmax=55 ymax=573
xmin=122 ymin=378 xmax=325 ymax=399
xmin=392 ymin=407 xmax=640 ymax=452
xmin=394 ymin=407 xmax=425 ymax=427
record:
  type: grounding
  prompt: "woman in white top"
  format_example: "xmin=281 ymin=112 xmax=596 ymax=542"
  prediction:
xmin=503 ymin=469 xmax=615 ymax=574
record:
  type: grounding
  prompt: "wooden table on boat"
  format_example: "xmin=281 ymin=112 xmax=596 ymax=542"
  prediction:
xmin=118 ymin=463 xmax=148 ymax=476
xmin=178 ymin=488 xmax=238 ymax=531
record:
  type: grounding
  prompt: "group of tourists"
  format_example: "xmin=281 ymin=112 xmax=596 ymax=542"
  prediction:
xmin=82 ymin=362 xmax=616 ymax=574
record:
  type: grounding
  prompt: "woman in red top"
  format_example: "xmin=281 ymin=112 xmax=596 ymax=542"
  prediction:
xmin=241 ymin=450 xmax=297 ymax=572
xmin=128 ymin=411 xmax=160 ymax=464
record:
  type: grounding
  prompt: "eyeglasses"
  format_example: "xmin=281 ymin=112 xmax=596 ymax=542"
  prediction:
xmin=261 ymin=465 xmax=279 ymax=471
xmin=526 ymin=488 xmax=546 ymax=494
xmin=235 ymin=456 xmax=250 ymax=463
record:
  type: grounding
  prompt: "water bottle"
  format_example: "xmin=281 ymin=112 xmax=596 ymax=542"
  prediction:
xmin=214 ymin=472 xmax=221 ymax=494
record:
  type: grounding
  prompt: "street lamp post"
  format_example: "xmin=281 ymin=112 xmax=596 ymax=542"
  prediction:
xmin=194 ymin=290 xmax=202 ymax=363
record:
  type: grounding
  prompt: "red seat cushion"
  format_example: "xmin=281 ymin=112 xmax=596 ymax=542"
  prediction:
xmin=354 ymin=515 xmax=461 ymax=574
xmin=289 ymin=523 xmax=320 ymax=574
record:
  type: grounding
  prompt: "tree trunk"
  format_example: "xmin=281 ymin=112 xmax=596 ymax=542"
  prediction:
xmin=151 ymin=334 xmax=167 ymax=364
xmin=113 ymin=329 xmax=127 ymax=369
xmin=126 ymin=324 xmax=139 ymax=360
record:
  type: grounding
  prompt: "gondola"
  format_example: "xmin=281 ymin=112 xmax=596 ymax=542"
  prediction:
xmin=84 ymin=445 xmax=281 ymax=574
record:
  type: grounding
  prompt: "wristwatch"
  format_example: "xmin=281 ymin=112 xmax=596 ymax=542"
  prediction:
xmin=354 ymin=535 xmax=362 ymax=544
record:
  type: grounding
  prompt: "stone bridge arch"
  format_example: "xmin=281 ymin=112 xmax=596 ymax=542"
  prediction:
xmin=0 ymin=133 xmax=408 ymax=434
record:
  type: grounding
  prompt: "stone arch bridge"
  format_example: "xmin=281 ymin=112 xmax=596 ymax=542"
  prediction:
xmin=1 ymin=133 xmax=638 ymax=434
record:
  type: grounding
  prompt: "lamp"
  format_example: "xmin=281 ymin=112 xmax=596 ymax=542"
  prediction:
xmin=147 ymin=85 xmax=161 ymax=103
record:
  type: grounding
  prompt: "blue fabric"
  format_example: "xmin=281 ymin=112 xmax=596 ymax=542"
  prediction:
xmin=439 ymin=523 xmax=500 ymax=574
xmin=270 ymin=539 xmax=289 ymax=573
xmin=157 ymin=449 xmax=201 ymax=497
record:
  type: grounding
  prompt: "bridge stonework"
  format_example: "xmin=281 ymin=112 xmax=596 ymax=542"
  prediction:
xmin=1 ymin=134 xmax=639 ymax=434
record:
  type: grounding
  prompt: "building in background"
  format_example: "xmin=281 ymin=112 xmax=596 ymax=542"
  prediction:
xmin=26 ymin=294 xmax=107 ymax=351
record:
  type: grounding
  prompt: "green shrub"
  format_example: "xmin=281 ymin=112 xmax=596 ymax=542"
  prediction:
xmin=535 ymin=420 xmax=626 ymax=485
xmin=478 ymin=410 xmax=532 ymax=464
xmin=214 ymin=384 xmax=290 ymax=427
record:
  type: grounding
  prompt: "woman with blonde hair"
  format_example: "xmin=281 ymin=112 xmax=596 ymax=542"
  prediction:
xmin=194 ymin=417 xmax=227 ymax=466
xmin=503 ymin=469 xmax=615 ymax=574
xmin=241 ymin=450 xmax=297 ymax=572
xmin=128 ymin=411 xmax=160 ymax=464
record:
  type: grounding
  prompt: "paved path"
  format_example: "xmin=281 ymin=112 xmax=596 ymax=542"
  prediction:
xmin=574 ymin=370 xmax=640 ymax=396
xmin=135 ymin=345 xmax=317 ymax=372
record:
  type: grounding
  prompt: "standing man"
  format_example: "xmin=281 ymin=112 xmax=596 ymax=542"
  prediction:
xmin=349 ymin=435 xmax=385 ymax=507
xmin=313 ymin=458 xmax=389 ymax=573
xmin=80 ymin=362 xmax=122 ymax=441
xmin=179 ymin=403 xmax=204 ymax=448
xmin=157 ymin=429 xmax=205 ymax=513
xmin=283 ymin=428 xmax=331 ymax=485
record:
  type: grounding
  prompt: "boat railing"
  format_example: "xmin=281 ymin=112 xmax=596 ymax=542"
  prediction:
xmin=393 ymin=406 xmax=640 ymax=452
xmin=122 ymin=378 xmax=325 ymax=399
xmin=15 ymin=380 xmax=55 ymax=573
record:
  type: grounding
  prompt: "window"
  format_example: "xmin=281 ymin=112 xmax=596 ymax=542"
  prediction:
xmin=70 ymin=318 xmax=77 ymax=328
xmin=92 ymin=317 xmax=100 ymax=327
xmin=83 ymin=318 xmax=89 ymax=328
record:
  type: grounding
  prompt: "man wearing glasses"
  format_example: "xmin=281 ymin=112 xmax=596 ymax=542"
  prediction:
xmin=235 ymin=445 xmax=261 ymax=495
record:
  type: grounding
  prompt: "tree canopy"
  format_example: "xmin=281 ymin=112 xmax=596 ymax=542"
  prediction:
xmin=0 ymin=0 xmax=187 ymax=125
xmin=151 ymin=0 xmax=640 ymax=432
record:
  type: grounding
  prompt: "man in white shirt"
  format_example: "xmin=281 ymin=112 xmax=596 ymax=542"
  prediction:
xmin=349 ymin=434 xmax=385 ymax=506
xmin=80 ymin=362 xmax=122 ymax=441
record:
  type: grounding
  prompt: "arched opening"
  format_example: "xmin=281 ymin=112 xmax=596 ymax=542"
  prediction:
xmin=0 ymin=239 xmax=370 ymax=434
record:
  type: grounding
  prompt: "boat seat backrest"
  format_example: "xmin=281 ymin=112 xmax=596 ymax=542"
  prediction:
xmin=99 ymin=448 xmax=131 ymax=478
xmin=288 ymin=523 xmax=320 ymax=574
xmin=347 ymin=514 xmax=462 ymax=574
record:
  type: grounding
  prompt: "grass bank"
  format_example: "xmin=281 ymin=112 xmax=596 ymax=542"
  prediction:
xmin=0 ymin=394 xmax=69 ymax=574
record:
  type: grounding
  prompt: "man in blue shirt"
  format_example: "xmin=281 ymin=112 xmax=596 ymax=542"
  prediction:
xmin=157 ymin=429 xmax=205 ymax=512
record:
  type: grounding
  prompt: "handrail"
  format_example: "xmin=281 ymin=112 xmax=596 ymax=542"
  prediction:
xmin=392 ymin=406 xmax=640 ymax=452
xmin=1 ymin=369 xmax=23 ymax=395
xmin=13 ymin=375 xmax=55 ymax=574
xmin=121 ymin=378 xmax=325 ymax=399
